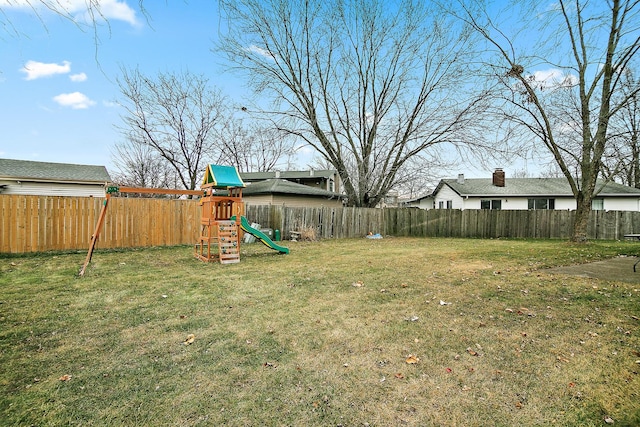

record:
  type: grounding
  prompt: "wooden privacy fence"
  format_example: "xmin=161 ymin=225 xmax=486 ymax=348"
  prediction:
xmin=1 ymin=195 xmax=200 ymax=253
xmin=3 ymin=195 xmax=640 ymax=253
xmin=247 ymin=205 xmax=640 ymax=240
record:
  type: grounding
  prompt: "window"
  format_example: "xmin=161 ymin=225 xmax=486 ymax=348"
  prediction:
xmin=528 ymin=198 xmax=556 ymax=210
xmin=438 ymin=200 xmax=453 ymax=209
xmin=446 ymin=200 xmax=453 ymax=209
xmin=481 ymin=199 xmax=502 ymax=210
xmin=592 ymin=198 xmax=604 ymax=211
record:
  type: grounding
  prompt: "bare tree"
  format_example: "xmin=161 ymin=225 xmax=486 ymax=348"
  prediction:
xmin=603 ymin=69 xmax=640 ymax=187
xmin=217 ymin=119 xmax=297 ymax=172
xmin=1 ymin=1 xmax=147 ymax=36
xmin=1 ymin=0 xmax=150 ymax=69
xmin=456 ymin=0 xmax=640 ymax=242
xmin=110 ymin=140 xmax=177 ymax=193
xmin=116 ymin=68 xmax=229 ymax=191
xmin=216 ymin=0 xmax=486 ymax=207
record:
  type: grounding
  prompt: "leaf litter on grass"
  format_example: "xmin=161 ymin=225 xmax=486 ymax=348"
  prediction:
xmin=1 ymin=239 xmax=639 ymax=426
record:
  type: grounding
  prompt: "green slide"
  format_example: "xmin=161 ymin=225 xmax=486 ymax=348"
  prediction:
xmin=230 ymin=216 xmax=290 ymax=254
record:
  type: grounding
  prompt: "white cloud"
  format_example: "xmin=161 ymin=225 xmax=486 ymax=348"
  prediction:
xmin=97 ymin=0 xmax=139 ymax=26
xmin=21 ymin=60 xmax=71 ymax=80
xmin=247 ymin=44 xmax=277 ymax=60
xmin=1 ymin=0 xmax=139 ymax=27
xmin=70 ymin=72 xmax=88 ymax=82
xmin=532 ymin=68 xmax=578 ymax=88
xmin=53 ymin=92 xmax=96 ymax=109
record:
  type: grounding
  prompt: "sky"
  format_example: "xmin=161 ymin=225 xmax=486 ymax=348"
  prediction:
xmin=0 ymin=0 xmax=262 ymax=173
xmin=0 ymin=0 xmax=553 ymax=181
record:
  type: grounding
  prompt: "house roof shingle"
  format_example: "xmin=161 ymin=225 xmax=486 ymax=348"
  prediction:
xmin=440 ymin=178 xmax=640 ymax=197
xmin=243 ymin=178 xmax=344 ymax=198
xmin=0 ymin=158 xmax=111 ymax=183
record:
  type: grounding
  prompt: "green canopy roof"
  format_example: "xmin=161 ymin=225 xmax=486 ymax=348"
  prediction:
xmin=201 ymin=164 xmax=245 ymax=188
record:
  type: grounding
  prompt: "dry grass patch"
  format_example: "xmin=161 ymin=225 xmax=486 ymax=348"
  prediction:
xmin=1 ymin=238 xmax=639 ymax=426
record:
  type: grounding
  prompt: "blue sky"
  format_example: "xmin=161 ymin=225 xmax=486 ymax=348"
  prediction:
xmin=0 ymin=0 xmax=569 ymax=180
xmin=0 ymin=0 xmax=256 ymax=172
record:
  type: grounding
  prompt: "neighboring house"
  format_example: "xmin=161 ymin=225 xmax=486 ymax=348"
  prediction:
xmin=403 ymin=194 xmax=435 ymax=210
xmin=242 ymin=178 xmax=345 ymax=208
xmin=241 ymin=169 xmax=341 ymax=194
xmin=381 ymin=191 xmax=400 ymax=208
xmin=406 ymin=168 xmax=640 ymax=211
xmin=0 ymin=158 xmax=111 ymax=197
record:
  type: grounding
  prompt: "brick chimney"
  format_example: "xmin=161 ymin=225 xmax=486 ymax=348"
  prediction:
xmin=457 ymin=174 xmax=465 ymax=184
xmin=492 ymin=168 xmax=505 ymax=187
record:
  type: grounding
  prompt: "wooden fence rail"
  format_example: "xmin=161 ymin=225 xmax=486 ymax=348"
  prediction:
xmin=3 ymin=195 xmax=640 ymax=253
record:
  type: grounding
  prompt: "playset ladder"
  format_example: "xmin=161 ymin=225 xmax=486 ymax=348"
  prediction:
xmin=217 ymin=220 xmax=240 ymax=264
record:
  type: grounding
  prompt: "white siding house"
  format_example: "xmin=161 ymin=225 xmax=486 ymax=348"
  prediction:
xmin=0 ymin=158 xmax=111 ymax=197
xmin=409 ymin=169 xmax=640 ymax=212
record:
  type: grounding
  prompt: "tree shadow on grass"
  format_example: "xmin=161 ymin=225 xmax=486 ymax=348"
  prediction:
xmin=545 ymin=256 xmax=640 ymax=283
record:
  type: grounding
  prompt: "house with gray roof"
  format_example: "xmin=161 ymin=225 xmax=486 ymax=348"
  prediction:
xmin=407 ymin=168 xmax=640 ymax=212
xmin=242 ymin=178 xmax=345 ymax=207
xmin=0 ymin=158 xmax=111 ymax=197
xmin=241 ymin=169 xmax=341 ymax=194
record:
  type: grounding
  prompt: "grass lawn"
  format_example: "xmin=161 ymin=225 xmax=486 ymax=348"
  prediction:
xmin=1 ymin=237 xmax=639 ymax=426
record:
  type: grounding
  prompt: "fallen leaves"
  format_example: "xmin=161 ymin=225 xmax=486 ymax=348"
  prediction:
xmin=183 ymin=334 xmax=195 ymax=345
xmin=405 ymin=355 xmax=420 ymax=364
xmin=59 ymin=374 xmax=72 ymax=381
xmin=351 ymin=281 xmax=364 ymax=287
xmin=505 ymin=307 xmax=536 ymax=317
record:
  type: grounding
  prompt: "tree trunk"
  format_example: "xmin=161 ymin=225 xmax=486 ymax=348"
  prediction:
xmin=571 ymin=192 xmax=591 ymax=242
xmin=633 ymin=135 xmax=640 ymax=188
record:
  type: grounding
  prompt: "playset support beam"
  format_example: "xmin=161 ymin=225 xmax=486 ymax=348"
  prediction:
xmin=78 ymin=185 xmax=204 ymax=276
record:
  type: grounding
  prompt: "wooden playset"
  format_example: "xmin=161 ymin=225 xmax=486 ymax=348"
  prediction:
xmin=194 ymin=164 xmax=246 ymax=264
xmin=78 ymin=164 xmax=288 ymax=276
